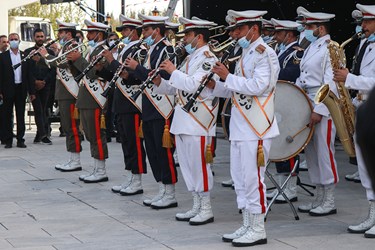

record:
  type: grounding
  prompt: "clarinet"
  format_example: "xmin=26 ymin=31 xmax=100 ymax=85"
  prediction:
xmin=74 ymin=38 xmax=122 ymax=83
xmin=130 ymin=44 xmax=185 ymax=101
xmin=181 ymin=39 xmax=237 ymax=113
xmin=101 ymin=40 xmax=145 ymax=98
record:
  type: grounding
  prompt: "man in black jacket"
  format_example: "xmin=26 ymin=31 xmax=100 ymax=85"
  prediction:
xmin=0 ymin=33 xmax=32 ymax=148
xmin=25 ymin=28 xmax=55 ymax=145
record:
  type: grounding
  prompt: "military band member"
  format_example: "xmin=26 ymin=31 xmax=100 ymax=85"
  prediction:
xmin=124 ymin=14 xmax=178 ymax=209
xmin=208 ymin=10 xmax=280 ymax=247
xmin=295 ymin=9 xmax=339 ymax=216
xmin=296 ymin=6 xmax=312 ymax=49
xmin=67 ymin=20 xmax=111 ymax=183
xmin=344 ymin=9 xmax=366 ymax=183
xmin=40 ymin=20 xmax=83 ymax=172
xmin=221 ymin=12 xmax=241 ymax=189
xmin=152 ymin=17 xmax=218 ymax=225
xmin=266 ymin=19 xmax=303 ymax=203
xmin=97 ymin=15 xmax=147 ymax=195
xmin=333 ymin=3 xmax=375 ymax=238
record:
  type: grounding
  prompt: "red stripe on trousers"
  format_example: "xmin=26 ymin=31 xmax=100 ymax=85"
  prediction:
xmin=165 ymin=119 xmax=176 ymax=183
xmin=134 ymin=114 xmax=144 ymax=173
xmin=326 ymin=119 xmax=338 ymax=183
xmin=95 ymin=109 xmax=104 ymax=160
xmin=70 ymin=104 xmax=80 ymax=153
xmin=257 ymin=140 xmax=266 ymax=213
xmin=201 ymin=136 xmax=209 ymax=192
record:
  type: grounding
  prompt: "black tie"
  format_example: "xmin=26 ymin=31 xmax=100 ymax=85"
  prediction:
xmin=352 ymin=41 xmax=370 ymax=75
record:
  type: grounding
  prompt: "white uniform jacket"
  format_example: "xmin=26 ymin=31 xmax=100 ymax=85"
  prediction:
xmin=346 ymin=42 xmax=375 ymax=96
xmin=154 ymin=45 xmax=218 ymax=136
xmin=212 ymin=37 xmax=280 ymax=141
xmin=296 ymin=34 xmax=338 ymax=117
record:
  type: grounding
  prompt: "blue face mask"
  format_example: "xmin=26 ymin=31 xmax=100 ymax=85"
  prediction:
xmin=144 ymin=31 xmax=156 ymax=46
xmin=368 ymin=33 xmax=375 ymax=42
xmin=262 ymin=35 xmax=271 ymax=43
xmin=355 ymin=25 xmax=362 ymax=34
xmin=185 ymin=36 xmax=198 ymax=54
xmin=88 ymin=40 xmax=96 ymax=47
xmin=278 ymin=43 xmax=286 ymax=52
xmin=297 ymin=25 xmax=305 ymax=32
xmin=122 ymin=37 xmax=131 ymax=45
xmin=9 ymin=40 xmax=19 ymax=49
xmin=304 ymin=29 xmax=318 ymax=43
xmin=59 ymin=38 xmax=65 ymax=46
xmin=238 ymin=36 xmax=251 ymax=49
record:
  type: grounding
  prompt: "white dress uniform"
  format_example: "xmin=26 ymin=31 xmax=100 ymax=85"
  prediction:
xmin=214 ymin=35 xmax=280 ymax=212
xmin=155 ymin=44 xmax=218 ymax=193
xmin=346 ymin=4 xmax=375 ymax=236
xmin=296 ymin=34 xmax=339 ymax=186
xmin=154 ymin=17 xmax=218 ymax=226
xmin=295 ymin=8 xmax=339 ymax=216
xmin=213 ymin=10 xmax=280 ymax=247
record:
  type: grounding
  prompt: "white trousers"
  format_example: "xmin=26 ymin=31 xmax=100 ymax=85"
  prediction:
xmin=355 ymin=134 xmax=375 ymax=200
xmin=230 ymin=139 xmax=271 ymax=214
xmin=175 ymin=134 xmax=213 ymax=193
xmin=305 ymin=116 xmax=339 ymax=185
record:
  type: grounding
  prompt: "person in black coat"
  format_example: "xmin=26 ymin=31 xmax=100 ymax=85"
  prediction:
xmin=25 ymin=28 xmax=55 ymax=145
xmin=0 ymin=33 xmax=33 ymax=148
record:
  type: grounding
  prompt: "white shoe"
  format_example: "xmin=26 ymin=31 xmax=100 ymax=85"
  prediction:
xmin=151 ymin=184 xmax=178 ymax=209
xmin=112 ymin=171 xmax=132 ymax=193
xmin=189 ymin=194 xmax=214 ymax=225
xmin=309 ymin=184 xmax=337 ymax=216
xmin=222 ymin=179 xmax=234 ymax=187
xmin=298 ymin=184 xmax=324 ymax=213
xmin=222 ymin=209 xmax=250 ymax=242
xmin=348 ymin=201 xmax=375 ymax=233
xmin=299 ymin=159 xmax=307 ymax=170
xmin=59 ymin=153 xmax=82 ymax=172
xmin=345 ymin=171 xmax=359 ymax=182
xmin=232 ymin=213 xmax=267 ymax=247
xmin=365 ymin=224 xmax=375 ymax=238
xmin=120 ymin=174 xmax=143 ymax=196
xmin=143 ymin=182 xmax=165 ymax=206
xmin=55 ymin=160 xmax=71 ymax=170
xmin=176 ymin=192 xmax=200 ymax=221
xmin=266 ymin=174 xmax=285 ymax=200
xmin=83 ymin=159 xmax=109 ymax=183
xmin=275 ymin=176 xmax=298 ymax=203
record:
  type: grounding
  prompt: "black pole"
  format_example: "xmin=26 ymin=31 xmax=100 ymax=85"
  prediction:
xmin=121 ymin=0 xmax=125 ymax=15
xmin=97 ymin=0 xmax=105 ymax=22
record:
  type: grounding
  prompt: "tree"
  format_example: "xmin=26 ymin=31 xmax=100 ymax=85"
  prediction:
xmin=8 ymin=2 xmax=85 ymax=31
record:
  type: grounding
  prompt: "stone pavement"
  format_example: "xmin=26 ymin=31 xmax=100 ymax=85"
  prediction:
xmin=0 ymin=125 xmax=373 ymax=250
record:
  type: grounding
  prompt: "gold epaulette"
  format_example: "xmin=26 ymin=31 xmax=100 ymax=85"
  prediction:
xmin=255 ymin=44 xmax=266 ymax=54
xmin=292 ymin=46 xmax=304 ymax=51
xmin=204 ymin=51 xmax=215 ymax=58
xmin=163 ymin=40 xmax=173 ymax=46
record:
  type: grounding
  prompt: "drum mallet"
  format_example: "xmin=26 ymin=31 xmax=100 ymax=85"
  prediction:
xmin=286 ymin=124 xmax=309 ymax=143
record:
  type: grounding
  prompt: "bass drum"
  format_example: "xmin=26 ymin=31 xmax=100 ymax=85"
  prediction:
xmin=221 ymin=98 xmax=232 ymax=139
xmin=269 ymin=80 xmax=314 ymax=162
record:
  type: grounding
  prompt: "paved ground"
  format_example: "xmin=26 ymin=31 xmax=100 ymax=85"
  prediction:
xmin=0 ymin=124 xmax=373 ymax=250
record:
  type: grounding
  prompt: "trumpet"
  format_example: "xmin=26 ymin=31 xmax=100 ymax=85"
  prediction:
xmin=209 ymin=25 xmax=228 ymax=39
xmin=12 ymin=37 xmax=59 ymax=70
xmin=210 ymin=37 xmax=234 ymax=53
xmin=46 ymin=42 xmax=87 ymax=66
xmin=74 ymin=38 xmax=122 ymax=82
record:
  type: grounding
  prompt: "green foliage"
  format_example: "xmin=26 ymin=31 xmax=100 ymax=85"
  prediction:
xmin=8 ymin=2 xmax=84 ymax=32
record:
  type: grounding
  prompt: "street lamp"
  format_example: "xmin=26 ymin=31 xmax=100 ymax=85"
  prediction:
xmin=152 ymin=6 xmax=160 ymax=16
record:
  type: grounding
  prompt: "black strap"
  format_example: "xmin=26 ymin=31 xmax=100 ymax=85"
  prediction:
xmin=352 ymin=41 xmax=370 ymax=76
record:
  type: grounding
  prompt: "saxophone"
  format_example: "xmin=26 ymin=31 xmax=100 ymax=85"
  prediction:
xmin=314 ymin=32 xmax=362 ymax=158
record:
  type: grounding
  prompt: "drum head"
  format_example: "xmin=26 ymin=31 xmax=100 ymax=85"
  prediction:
xmin=269 ymin=81 xmax=314 ymax=162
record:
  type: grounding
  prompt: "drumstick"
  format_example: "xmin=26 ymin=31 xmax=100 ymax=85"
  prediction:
xmin=286 ymin=124 xmax=310 ymax=143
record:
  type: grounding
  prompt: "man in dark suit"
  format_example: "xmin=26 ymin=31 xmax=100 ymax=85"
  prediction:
xmin=0 ymin=33 xmax=33 ymax=148
xmin=25 ymin=28 xmax=55 ymax=145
